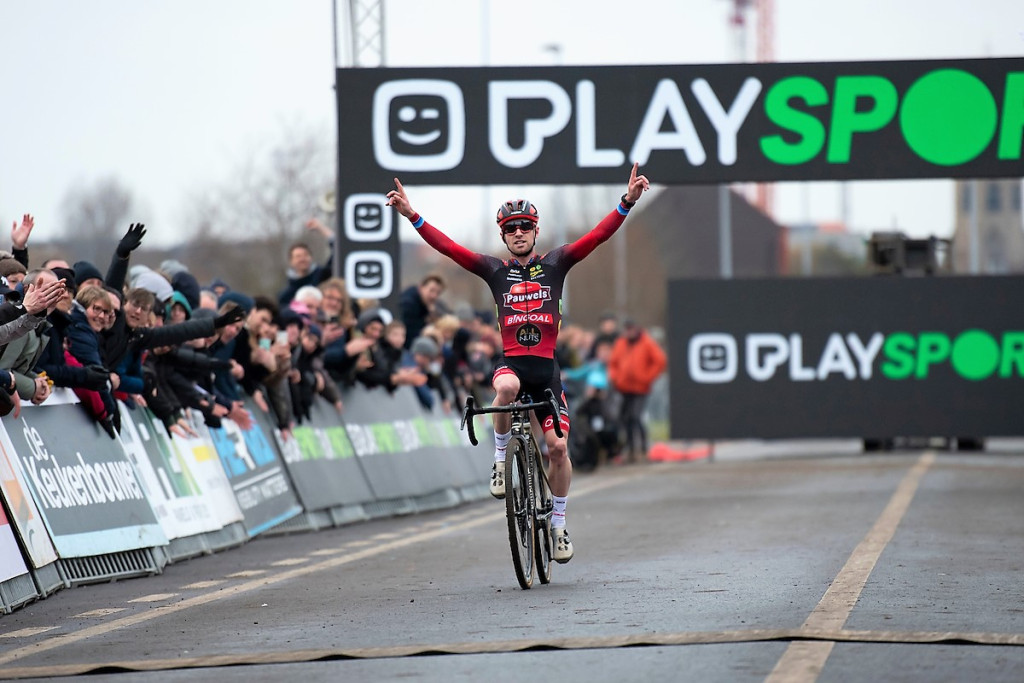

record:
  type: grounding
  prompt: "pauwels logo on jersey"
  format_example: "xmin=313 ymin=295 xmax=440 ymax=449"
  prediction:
xmin=503 ymin=281 xmax=551 ymax=313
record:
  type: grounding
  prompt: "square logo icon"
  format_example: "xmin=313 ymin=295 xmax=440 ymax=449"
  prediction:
xmin=345 ymin=251 xmax=393 ymax=300
xmin=688 ymin=333 xmax=738 ymax=383
xmin=343 ymin=193 xmax=392 ymax=242
xmin=373 ymin=79 xmax=465 ymax=172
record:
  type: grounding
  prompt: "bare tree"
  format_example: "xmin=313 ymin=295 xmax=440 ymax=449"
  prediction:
xmin=187 ymin=123 xmax=333 ymax=243
xmin=182 ymin=122 xmax=335 ymax=296
xmin=59 ymin=177 xmax=136 ymax=266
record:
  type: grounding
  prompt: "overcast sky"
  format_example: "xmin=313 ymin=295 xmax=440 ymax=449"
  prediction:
xmin=1 ymin=0 xmax=1022 ymax=250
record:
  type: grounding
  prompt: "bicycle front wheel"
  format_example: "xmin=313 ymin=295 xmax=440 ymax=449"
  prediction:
xmin=505 ymin=436 xmax=535 ymax=589
xmin=533 ymin=438 xmax=553 ymax=585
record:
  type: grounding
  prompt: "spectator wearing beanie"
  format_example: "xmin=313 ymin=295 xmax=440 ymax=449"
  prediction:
xmin=171 ymin=271 xmax=201 ymax=311
xmin=0 ymin=258 xmax=27 ymax=287
xmin=73 ymin=260 xmax=104 ymax=290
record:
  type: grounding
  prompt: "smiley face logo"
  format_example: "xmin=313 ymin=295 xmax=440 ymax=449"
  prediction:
xmin=345 ymin=251 xmax=393 ymax=299
xmin=344 ymin=194 xmax=392 ymax=242
xmin=395 ymin=103 xmax=443 ymax=147
xmin=373 ymin=79 xmax=465 ymax=172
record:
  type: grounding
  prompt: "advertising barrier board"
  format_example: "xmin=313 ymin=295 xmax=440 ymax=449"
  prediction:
xmin=0 ymin=420 xmax=57 ymax=568
xmin=274 ymin=396 xmax=376 ymax=512
xmin=117 ymin=403 xmax=240 ymax=540
xmin=208 ymin=403 xmax=302 ymax=536
xmin=0 ymin=505 xmax=28 ymax=583
xmin=3 ymin=405 xmax=165 ymax=557
xmin=669 ymin=276 xmax=1024 ymax=439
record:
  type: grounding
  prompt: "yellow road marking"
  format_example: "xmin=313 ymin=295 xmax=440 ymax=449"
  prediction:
xmin=270 ymin=558 xmax=309 ymax=567
xmin=766 ymin=452 xmax=936 ymax=683
xmin=182 ymin=580 xmax=225 ymax=589
xmin=74 ymin=609 xmax=126 ymax=618
xmin=127 ymin=594 xmax=178 ymax=604
xmin=309 ymin=548 xmax=346 ymax=556
xmin=0 ymin=627 xmax=56 ymax=639
xmin=225 ymin=570 xmax=265 ymax=578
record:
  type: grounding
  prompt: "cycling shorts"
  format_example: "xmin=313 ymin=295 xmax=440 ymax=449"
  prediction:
xmin=492 ymin=355 xmax=570 ymax=435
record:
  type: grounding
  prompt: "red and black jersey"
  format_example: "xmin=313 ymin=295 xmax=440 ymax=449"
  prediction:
xmin=407 ymin=204 xmax=630 ymax=359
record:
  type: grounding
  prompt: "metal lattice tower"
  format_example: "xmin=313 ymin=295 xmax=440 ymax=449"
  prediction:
xmin=336 ymin=0 xmax=385 ymax=67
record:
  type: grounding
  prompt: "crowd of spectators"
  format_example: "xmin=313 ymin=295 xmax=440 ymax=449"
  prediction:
xmin=0 ymin=214 xmax=666 ymax=468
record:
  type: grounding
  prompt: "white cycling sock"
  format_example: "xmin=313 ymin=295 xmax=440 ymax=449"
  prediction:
xmin=551 ymin=495 xmax=567 ymax=529
xmin=494 ymin=430 xmax=511 ymax=462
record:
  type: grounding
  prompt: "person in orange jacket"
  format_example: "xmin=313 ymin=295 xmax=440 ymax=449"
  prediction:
xmin=608 ymin=319 xmax=667 ymax=462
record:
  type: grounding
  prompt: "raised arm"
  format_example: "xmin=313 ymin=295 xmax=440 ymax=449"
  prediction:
xmin=386 ymin=178 xmax=493 ymax=276
xmin=563 ymin=162 xmax=651 ymax=264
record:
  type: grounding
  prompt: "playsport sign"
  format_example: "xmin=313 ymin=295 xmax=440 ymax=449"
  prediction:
xmin=338 ymin=57 xmax=1024 ymax=184
xmin=668 ymin=276 xmax=1024 ymax=440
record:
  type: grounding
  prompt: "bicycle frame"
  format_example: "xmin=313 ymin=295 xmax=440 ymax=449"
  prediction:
xmin=461 ymin=390 xmax=562 ymax=588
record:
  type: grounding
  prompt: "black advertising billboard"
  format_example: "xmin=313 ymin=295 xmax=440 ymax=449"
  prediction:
xmin=336 ymin=58 xmax=1024 ymax=303
xmin=668 ymin=276 xmax=1024 ymax=439
xmin=338 ymin=58 xmax=1023 ymax=185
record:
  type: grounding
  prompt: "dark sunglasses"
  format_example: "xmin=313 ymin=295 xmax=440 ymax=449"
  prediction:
xmin=501 ymin=222 xmax=536 ymax=236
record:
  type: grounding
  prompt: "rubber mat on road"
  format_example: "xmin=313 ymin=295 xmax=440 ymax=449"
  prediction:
xmin=3 ymin=627 xmax=1024 ymax=680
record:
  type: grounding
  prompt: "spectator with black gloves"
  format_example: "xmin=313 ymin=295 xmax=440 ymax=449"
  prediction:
xmin=104 ymin=287 xmax=246 ymax=401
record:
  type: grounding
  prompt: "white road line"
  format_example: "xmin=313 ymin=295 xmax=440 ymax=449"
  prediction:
xmin=765 ymin=452 xmax=936 ymax=683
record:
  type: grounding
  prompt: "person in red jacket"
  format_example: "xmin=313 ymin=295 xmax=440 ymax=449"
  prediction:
xmin=608 ymin=319 xmax=667 ymax=462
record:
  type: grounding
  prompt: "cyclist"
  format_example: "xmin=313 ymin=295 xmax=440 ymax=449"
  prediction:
xmin=386 ymin=163 xmax=650 ymax=563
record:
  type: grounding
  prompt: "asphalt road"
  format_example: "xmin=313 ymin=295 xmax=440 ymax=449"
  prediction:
xmin=2 ymin=442 xmax=1023 ymax=682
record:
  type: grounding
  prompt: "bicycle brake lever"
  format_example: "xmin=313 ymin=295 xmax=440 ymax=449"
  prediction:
xmin=461 ymin=396 xmax=479 ymax=446
xmin=544 ymin=389 xmax=564 ymax=438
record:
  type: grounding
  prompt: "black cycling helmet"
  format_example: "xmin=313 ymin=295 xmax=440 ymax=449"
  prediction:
xmin=496 ymin=199 xmax=539 ymax=227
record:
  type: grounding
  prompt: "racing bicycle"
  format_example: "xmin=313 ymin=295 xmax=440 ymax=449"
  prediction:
xmin=461 ymin=389 xmax=563 ymax=589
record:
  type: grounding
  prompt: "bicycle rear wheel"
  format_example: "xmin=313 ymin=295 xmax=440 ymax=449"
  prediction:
xmin=533 ymin=439 xmax=553 ymax=584
xmin=505 ymin=436 xmax=535 ymax=589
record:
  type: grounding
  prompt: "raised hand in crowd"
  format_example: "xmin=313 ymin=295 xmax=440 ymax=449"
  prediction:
xmin=116 ymin=223 xmax=147 ymax=259
xmin=21 ymin=278 xmax=66 ymax=315
xmin=305 ymin=217 xmax=334 ymax=239
xmin=346 ymin=335 xmax=375 ymax=357
xmin=11 ymin=214 xmax=34 ymax=251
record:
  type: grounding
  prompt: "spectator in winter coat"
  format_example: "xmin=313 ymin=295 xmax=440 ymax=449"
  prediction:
xmin=607 ymin=320 xmax=667 ymax=462
xmin=34 ymin=267 xmax=111 ymax=393
xmin=0 ymin=269 xmax=64 ymax=406
xmin=398 ymin=273 xmax=444 ymax=349
xmin=65 ymin=285 xmax=121 ymax=436
xmin=319 ymin=277 xmax=372 ymax=382
xmin=356 ymin=320 xmax=426 ymax=392
xmin=276 ymin=218 xmax=334 ymax=307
